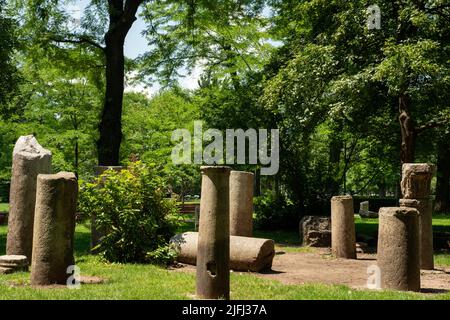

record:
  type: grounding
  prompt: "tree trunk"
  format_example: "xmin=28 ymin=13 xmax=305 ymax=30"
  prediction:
xmin=96 ymin=0 xmax=141 ymax=166
xmin=398 ymin=93 xmax=416 ymax=164
xmin=97 ymin=37 xmax=125 ymax=166
xmin=435 ymin=136 xmax=450 ymax=213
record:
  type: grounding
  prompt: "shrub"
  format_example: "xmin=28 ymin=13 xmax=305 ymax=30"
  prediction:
xmin=254 ymin=193 xmax=298 ymax=231
xmin=78 ymin=162 xmax=180 ymax=264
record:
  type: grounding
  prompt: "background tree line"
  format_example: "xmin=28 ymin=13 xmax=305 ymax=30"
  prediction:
xmin=0 ymin=0 xmax=449 ymax=228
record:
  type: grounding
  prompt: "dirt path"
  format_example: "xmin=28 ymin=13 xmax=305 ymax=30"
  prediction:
xmin=173 ymin=247 xmax=450 ymax=294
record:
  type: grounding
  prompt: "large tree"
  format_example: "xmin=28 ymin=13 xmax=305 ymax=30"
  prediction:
xmin=10 ymin=0 xmax=143 ymax=165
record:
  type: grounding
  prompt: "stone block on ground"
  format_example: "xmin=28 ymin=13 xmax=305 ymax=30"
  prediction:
xmin=171 ymin=232 xmax=275 ymax=272
xmin=299 ymin=216 xmax=331 ymax=247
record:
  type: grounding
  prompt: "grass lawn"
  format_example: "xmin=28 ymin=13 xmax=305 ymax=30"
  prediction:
xmin=0 ymin=216 xmax=449 ymax=300
xmin=0 ymin=203 xmax=8 ymax=212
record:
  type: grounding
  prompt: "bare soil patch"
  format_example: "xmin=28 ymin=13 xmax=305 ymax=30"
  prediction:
xmin=174 ymin=247 xmax=450 ymax=294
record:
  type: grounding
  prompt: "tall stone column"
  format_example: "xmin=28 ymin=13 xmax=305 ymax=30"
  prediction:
xmin=331 ymin=195 xmax=356 ymax=259
xmin=196 ymin=166 xmax=231 ymax=300
xmin=6 ymin=135 xmax=52 ymax=261
xmin=31 ymin=172 xmax=78 ymax=285
xmin=400 ymin=163 xmax=435 ymax=270
xmin=229 ymin=171 xmax=254 ymax=237
xmin=377 ymin=207 xmax=420 ymax=292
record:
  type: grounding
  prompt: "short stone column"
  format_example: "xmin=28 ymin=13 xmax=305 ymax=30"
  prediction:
xmin=91 ymin=165 xmax=125 ymax=252
xmin=377 ymin=207 xmax=420 ymax=292
xmin=31 ymin=172 xmax=78 ymax=285
xmin=229 ymin=171 xmax=254 ymax=237
xmin=400 ymin=163 xmax=435 ymax=270
xmin=6 ymin=135 xmax=52 ymax=261
xmin=331 ymin=195 xmax=356 ymax=259
xmin=196 ymin=166 xmax=231 ymax=300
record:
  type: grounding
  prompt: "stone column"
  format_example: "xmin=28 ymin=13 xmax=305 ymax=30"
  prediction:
xmin=400 ymin=163 xmax=435 ymax=270
xmin=229 ymin=171 xmax=254 ymax=237
xmin=196 ymin=166 xmax=231 ymax=300
xmin=91 ymin=165 xmax=125 ymax=252
xmin=31 ymin=172 xmax=78 ymax=285
xmin=377 ymin=207 xmax=420 ymax=292
xmin=331 ymin=195 xmax=356 ymax=259
xmin=6 ymin=135 xmax=52 ymax=261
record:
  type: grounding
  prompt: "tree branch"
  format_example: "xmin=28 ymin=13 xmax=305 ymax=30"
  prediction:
xmin=50 ymin=35 xmax=105 ymax=52
xmin=416 ymin=117 xmax=450 ymax=134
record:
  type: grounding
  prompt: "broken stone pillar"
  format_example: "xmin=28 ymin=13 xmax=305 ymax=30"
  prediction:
xmin=30 ymin=172 xmax=78 ymax=286
xmin=91 ymin=165 xmax=125 ymax=252
xmin=331 ymin=195 xmax=356 ymax=259
xmin=6 ymin=135 xmax=52 ymax=261
xmin=229 ymin=171 xmax=254 ymax=237
xmin=377 ymin=207 xmax=420 ymax=292
xmin=171 ymin=232 xmax=275 ymax=272
xmin=196 ymin=166 xmax=231 ymax=300
xmin=400 ymin=163 xmax=435 ymax=270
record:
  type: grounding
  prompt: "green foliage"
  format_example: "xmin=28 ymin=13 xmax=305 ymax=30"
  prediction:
xmin=0 ymin=1 xmax=21 ymax=117
xmin=78 ymin=161 xmax=180 ymax=264
xmin=254 ymin=193 xmax=297 ymax=230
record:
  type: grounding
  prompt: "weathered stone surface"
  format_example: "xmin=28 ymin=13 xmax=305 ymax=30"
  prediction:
xmin=229 ymin=171 xmax=254 ymax=237
xmin=299 ymin=216 xmax=331 ymax=247
xmin=331 ymin=195 xmax=356 ymax=259
xmin=377 ymin=207 xmax=420 ymax=292
xmin=171 ymin=232 xmax=275 ymax=272
xmin=356 ymin=242 xmax=369 ymax=253
xmin=400 ymin=198 xmax=434 ymax=270
xmin=197 ymin=166 xmax=231 ymax=300
xmin=0 ymin=267 xmax=14 ymax=275
xmin=6 ymin=135 xmax=52 ymax=261
xmin=0 ymin=255 xmax=28 ymax=267
xmin=30 ymin=172 xmax=77 ymax=286
xmin=358 ymin=201 xmax=378 ymax=218
xmin=401 ymin=163 xmax=435 ymax=199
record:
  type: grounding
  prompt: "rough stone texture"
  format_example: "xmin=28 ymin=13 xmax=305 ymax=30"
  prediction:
xmin=196 ymin=166 xmax=231 ymax=300
xmin=358 ymin=201 xmax=378 ymax=218
xmin=6 ymin=135 xmax=52 ymax=261
xmin=331 ymin=196 xmax=356 ymax=259
xmin=171 ymin=232 xmax=275 ymax=272
xmin=0 ymin=255 xmax=28 ymax=273
xmin=91 ymin=165 xmax=125 ymax=252
xmin=229 ymin=171 xmax=254 ymax=237
xmin=299 ymin=216 xmax=331 ymax=247
xmin=400 ymin=198 xmax=434 ymax=270
xmin=401 ymin=163 xmax=435 ymax=199
xmin=0 ymin=267 xmax=14 ymax=275
xmin=0 ymin=255 xmax=28 ymax=267
xmin=30 ymin=172 xmax=78 ymax=286
xmin=377 ymin=207 xmax=420 ymax=292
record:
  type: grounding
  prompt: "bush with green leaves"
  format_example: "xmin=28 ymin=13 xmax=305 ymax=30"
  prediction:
xmin=254 ymin=193 xmax=298 ymax=231
xmin=78 ymin=162 xmax=180 ymax=264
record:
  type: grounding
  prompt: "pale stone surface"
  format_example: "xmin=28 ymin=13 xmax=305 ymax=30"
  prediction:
xmin=331 ymin=196 xmax=356 ymax=259
xmin=400 ymin=198 xmax=434 ymax=270
xmin=377 ymin=207 xmax=420 ymax=292
xmin=299 ymin=216 xmax=331 ymax=247
xmin=229 ymin=171 xmax=254 ymax=237
xmin=171 ymin=232 xmax=275 ymax=272
xmin=358 ymin=201 xmax=378 ymax=218
xmin=6 ymin=135 xmax=52 ymax=261
xmin=197 ymin=166 xmax=231 ymax=300
xmin=0 ymin=255 xmax=28 ymax=267
xmin=30 ymin=172 xmax=78 ymax=285
xmin=401 ymin=163 xmax=435 ymax=199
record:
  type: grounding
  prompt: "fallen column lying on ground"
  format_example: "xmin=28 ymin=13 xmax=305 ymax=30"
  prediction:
xmin=171 ymin=232 xmax=275 ymax=272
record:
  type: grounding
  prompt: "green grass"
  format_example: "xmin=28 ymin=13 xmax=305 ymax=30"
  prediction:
xmin=0 ymin=218 xmax=449 ymax=300
xmin=0 ymin=203 xmax=8 ymax=212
